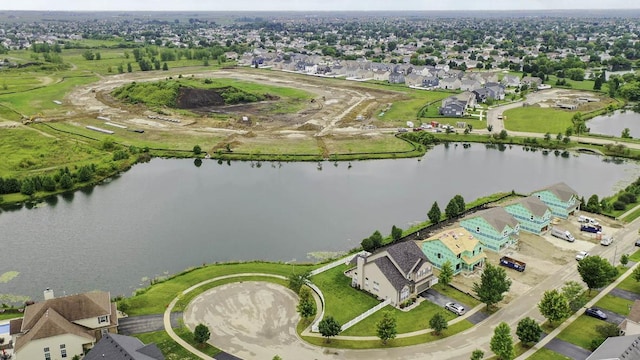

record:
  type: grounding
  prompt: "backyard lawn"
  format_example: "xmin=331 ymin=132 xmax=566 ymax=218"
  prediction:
xmin=556 ymin=315 xmax=605 ymax=349
xmin=310 ymin=264 xmax=381 ymax=325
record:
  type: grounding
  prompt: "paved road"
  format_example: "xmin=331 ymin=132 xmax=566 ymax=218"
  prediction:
xmin=544 ymin=338 xmax=591 ymax=360
xmin=598 ymin=308 xmax=626 ymax=325
xmin=118 ymin=313 xmax=182 ymax=335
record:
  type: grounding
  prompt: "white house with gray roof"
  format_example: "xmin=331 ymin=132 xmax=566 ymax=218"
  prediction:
xmin=350 ymin=241 xmax=436 ymax=306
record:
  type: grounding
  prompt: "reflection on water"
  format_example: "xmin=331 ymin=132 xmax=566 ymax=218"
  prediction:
xmin=587 ymin=110 xmax=640 ymax=137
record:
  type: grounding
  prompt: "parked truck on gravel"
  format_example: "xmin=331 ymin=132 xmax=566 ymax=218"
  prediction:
xmin=499 ymin=256 xmax=526 ymax=272
xmin=551 ymin=227 xmax=575 ymax=242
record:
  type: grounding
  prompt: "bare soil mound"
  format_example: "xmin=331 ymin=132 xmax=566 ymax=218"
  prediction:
xmin=176 ymin=87 xmax=225 ymax=108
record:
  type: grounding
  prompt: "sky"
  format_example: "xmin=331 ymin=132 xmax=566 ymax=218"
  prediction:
xmin=0 ymin=0 xmax=638 ymax=11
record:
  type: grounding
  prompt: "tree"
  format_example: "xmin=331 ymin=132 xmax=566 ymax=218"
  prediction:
xmin=487 ymin=124 xmax=493 ymax=132
xmin=491 ymin=322 xmax=515 ymax=360
xmin=376 ymin=311 xmax=397 ymax=344
xmin=193 ymin=145 xmax=202 ymax=155
xmin=361 ymin=237 xmax=374 ymax=252
xmin=127 ymin=62 xmax=133 ymax=72
xmin=391 ymin=225 xmax=403 ymax=242
xmin=516 ymin=317 xmax=542 ymax=346
xmin=445 ymin=198 xmax=460 ymax=219
xmin=273 ymin=356 xmax=282 ymax=360
xmin=556 ymin=133 xmax=563 ymax=141
xmin=162 ymin=62 xmax=169 ymax=71
xmin=633 ymin=266 xmax=640 ymax=282
xmin=59 ymin=173 xmax=73 ymax=189
xmin=428 ymin=201 xmax=441 ymax=224
xmin=369 ymin=230 xmax=383 ymax=249
xmin=470 ymin=349 xmax=485 ymax=360
xmin=318 ymin=316 xmax=341 ymax=342
xmin=297 ymin=287 xmax=316 ymax=321
xmin=20 ymin=179 xmax=35 ymax=196
xmin=538 ymin=289 xmax=570 ymax=325
xmin=473 ymin=263 xmax=512 ymax=310
xmin=622 ymin=128 xmax=632 ymax=138
xmin=561 ymin=280 xmax=586 ymax=312
xmin=585 ymin=194 xmax=601 ymax=213
xmin=621 ymin=254 xmax=629 ymax=267
xmin=453 ymin=194 xmax=465 ymax=214
xmin=577 ymin=255 xmax=618 ymax=294
xmin=498 ymin=129 xmax=508 ymax=140
xmin=439 ymin=260 xmax=454 ymax=286
xmin=287 ymin=270 xmax=311 ymax=294
xmin=193 ymin=323 xmax=210 ymax=348
xmin=544 ymin=132 xmax=551 ymax=141
xmin=429 ymin=312 xmax=448 ymax=335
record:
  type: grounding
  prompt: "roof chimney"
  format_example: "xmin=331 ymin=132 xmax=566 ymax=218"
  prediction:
xmin=44 ymin=288 xmax=54 ymax=300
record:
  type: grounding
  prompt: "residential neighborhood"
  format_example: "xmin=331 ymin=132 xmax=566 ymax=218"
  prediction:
xmin=2 ymin=7 xmax=640 ymax=360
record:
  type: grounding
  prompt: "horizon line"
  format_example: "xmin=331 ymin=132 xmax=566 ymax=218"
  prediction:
xmin=2 ymin=8 xmax=640 ymax=12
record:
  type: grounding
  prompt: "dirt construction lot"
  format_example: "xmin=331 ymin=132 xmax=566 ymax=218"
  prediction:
xmin=450 ymin=211 xmax=622 ymax=303
xmin=62 ymin=68 xmax=402 ymax=142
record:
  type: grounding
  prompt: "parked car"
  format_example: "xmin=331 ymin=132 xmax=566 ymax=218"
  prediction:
xmin=445 ymin=302 xmax=466 ymax=316
xmin=600 ymin=237 xmax=613 ymax=246
xmin=576 ymin=251 xmax=589 ymax=261
xmin=580 ymin=224 xmax=601 ymax=233
xmin=636 ymin=238 xmax=640 ymax=247
xmin=585 ymin=307 xmax=608 ymax=320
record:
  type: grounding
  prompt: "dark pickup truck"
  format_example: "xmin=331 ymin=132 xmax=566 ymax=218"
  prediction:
xmin=581 ymin=224 xmax=602 ymax=233
xmin=499 ymin=256 xmax=526 ymax=272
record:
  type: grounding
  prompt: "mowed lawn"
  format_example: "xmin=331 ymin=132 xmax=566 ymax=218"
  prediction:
xmin=311 ymin=264 xmax=381 ymax=325
xmin=323 ymin=135 xmax=415 ymax=154
xmin=556 ymin=315 xmax=607 ymax=349
xmin=503 ymin=107 xmax=574 ymax=133
xmin=340 ymin=300 xmax=456 ymax=336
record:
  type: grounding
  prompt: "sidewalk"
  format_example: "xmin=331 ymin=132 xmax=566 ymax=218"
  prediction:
xmin=517 ymin=260 xmax=640 ymax=359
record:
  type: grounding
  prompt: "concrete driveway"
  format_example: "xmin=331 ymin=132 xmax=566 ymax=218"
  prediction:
xmin=183 ymin=281 xmax=340 ymax=360
xmin=118 ymin=313 xmax=183 ymax=335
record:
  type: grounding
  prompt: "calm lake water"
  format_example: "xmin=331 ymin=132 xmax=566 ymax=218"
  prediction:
xmin=1 ymin=144 xmax=639 ymax=301
xmin=587 ymin=110 xmax=640 ymax=137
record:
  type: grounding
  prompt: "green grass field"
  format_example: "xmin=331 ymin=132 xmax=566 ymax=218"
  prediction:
xmin=123 ymin=262 xmax=316 ymax=316
xmin=302 ymin=320 xmax=473 ymax=349
xmin=377 ymin=90 xmax=450 ymax=122
xmin=595 ymin=293 xmax=633 ymax=315
xmin=556 ymin=315 xmax=604 ymax=349
xmin=310 ymin=264 xmax=381 ymax=325
xmin=528 ymin=348 xmax=572 ymax=360
xmin=340 ymin=301 xmax=456 ymax=336
xmin=503 ymin=107 xmax=574 ymax=133
xmin=546 ymin=75 xmax=597 ymax=92
xmin=616 ymin=266 xmax=640 ymax=293
xmin=0 ymin=127 xmax=109 ymax=178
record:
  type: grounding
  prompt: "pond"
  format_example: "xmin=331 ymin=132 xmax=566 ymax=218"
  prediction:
xmin=587 ymin=110 xmax=640 ymax=138
xmin=1 ymin=144 xmax=638 ymax=301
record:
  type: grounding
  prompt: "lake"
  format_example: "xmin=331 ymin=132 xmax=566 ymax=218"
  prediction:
xmin=1 ymin=144 xmax=639 ymax=301
xmin=587 ymin=110 xmax=640 ymax=137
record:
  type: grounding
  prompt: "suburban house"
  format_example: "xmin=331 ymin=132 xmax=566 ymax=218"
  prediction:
xmin=388 ymin=71 xmax=405 ymax=84
xmin=531 ymin=182 xmax=580 ymax=219
xmin=460 ymin=79 xmax=482 ymax=91
xmin=586 ymin=334 xmax=640 ymax=360
xmin=349 ymin=241 xmax=436 ymax=306
xmin=485 ymin=82 xmax=506 ymax=100
xmin=504 ymin=196 xmax=552 ymax=234
xmin=619 ymin=300 xmax=640 ymax=336
xmin=439 ymin=77 xmax=462 ymax=90
xmin=10 ymin=290 xmax=118 ymax=360
xmin=421 ymin=227 xmax=487 ymax=274
xmin=501 ymin=74 xmax=521 ymax=88
xmin=459 ymin=207 xmax=520 ymax=252
xmin=473 ymin=88 xmax=491 ymax=103
xmin=422 ymin=76 xmax=439 ymax=88
xmin=521 ymin=76 xmax=543 ymax=89
xmin=439 ymin=91 xmax=477 ymax=117
xmin=84 ymin=333 xmax=165 ymax=360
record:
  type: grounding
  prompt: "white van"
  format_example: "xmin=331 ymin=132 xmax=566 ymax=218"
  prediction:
xmin=551 ymin=227 xmax=575 ymax=242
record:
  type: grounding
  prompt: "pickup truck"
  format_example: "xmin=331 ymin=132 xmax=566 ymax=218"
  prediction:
xmin=581 ymin=224 xmax=602 ymax=233
xmin=499 ymin=256 xmax=526 ymax=272
xmin=600 ymin=237 xmax=613 ymax=246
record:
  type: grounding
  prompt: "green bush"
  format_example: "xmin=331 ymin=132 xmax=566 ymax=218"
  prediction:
xmin=613 ymin=201 xmax=627 ymax=211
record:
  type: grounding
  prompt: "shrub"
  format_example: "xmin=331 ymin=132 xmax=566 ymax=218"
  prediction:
xmin=613 ymin=201 xmax=627 ymax=211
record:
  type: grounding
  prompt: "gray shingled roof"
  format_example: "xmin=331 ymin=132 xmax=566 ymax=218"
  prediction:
xmin=518 ymin=196 xmax=550 ymax=217
xmin=373 ymin=256 xmax=411 ymax=291
xmin=586 ymin=334 xmax=640 ymax=360
xmin=535 ymin=182 xmax=578 ymax=202
xmin=84 ymin=333 xmax=164 ymax=360
xmin=476 ymin=207 xmax=519 ymax=232
xmin=385 ymin=241 xmax=429 ymax=275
